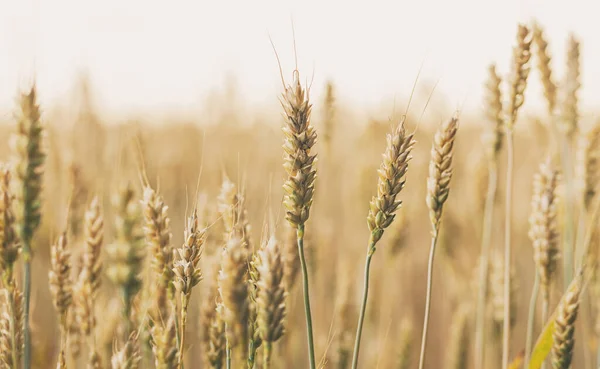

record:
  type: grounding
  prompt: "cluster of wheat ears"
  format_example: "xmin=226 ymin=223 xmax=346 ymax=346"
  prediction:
xmin=0 ymin=21 xmax=596 ymax=369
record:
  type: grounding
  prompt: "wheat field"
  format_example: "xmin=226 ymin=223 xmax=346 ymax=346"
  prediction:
xmin=0 ymin=21 xmax=597 ymax=369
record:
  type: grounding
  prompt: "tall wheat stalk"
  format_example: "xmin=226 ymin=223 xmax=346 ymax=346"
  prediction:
xmin=351 ymin=118 xmax=415 ymax=369
xmin=503 ymin=24 xmax=532 ymax=369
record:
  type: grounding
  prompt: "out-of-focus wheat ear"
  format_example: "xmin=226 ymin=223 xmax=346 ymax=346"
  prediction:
xmin=483 ymin=64 xmax=504 ymax=161
xmin=0 ymin=168 xmax=20 ymax=277
xmin=218 ymin=236 xmax=249 ymax=359
xmin=426 ymin=116 xmax=459 ymax=234
xmin=322 ymin=80 xmax=336 ymax=158
xmin=576 ymin=122 xmax=600 ymax=209
xmin=81 ymin=196 xmax=103 ymax=297
xmin=552 ymin=271 xmax=583 ymax=369
xmin=559 ymin=35 xmax=581 ymax=140
xmin=87 ymin=350 xmax=102 ymax=369
xmin=529 ymin=160 xmax=560 ymax=302
xmin=247 ymin=244 xmax=263 ymax=368
xmin=56 ymin=350 xmax=66 ymax=369
xmin=217 ymin=175 xmax=237 ymax=239
xmin=396 ymin=317 xmax=413 ymax=369
xmin=367 ymin=117 xmax=416 ymax=246
xmin=150 ymin=314 xmax=178 ymax=369
xmin=506 ymin=24 xmax=532 ymax=128
xmin=11 ymin=85 xmax=45 ymax=369
xmin=532 ymin=22 xmax=557 ymax=115
xmin=49 ymin=232 xmax=72 ymax=331
xmin=282 ymin=223 xmax=300 ymax=291
xmin=111 ymin=332 xmax=141 ymax=369
xmin=0 ymin=306 xmax=13 ymax=368
xmin=444 ymin=305 xmax=470 ymax=369
xmin=489 ymin=250 xmax=518 ymax=338
xmin=200 ymin=270 xmax=226 ymax=369
xmin=141 ymin=185 xmax=173 ymax=319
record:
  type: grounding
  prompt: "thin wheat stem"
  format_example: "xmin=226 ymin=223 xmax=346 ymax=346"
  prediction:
xmin=297 ymin=224 xmax=316 ymax=369
xmin=418 ymin=233 xmax=439 ymax=369
xmin=226 ymin=343 xmax=231 ymax=369
xmin=475 ymin=160 xmax=498 ymax=369
xmin=502 ymin=129 xmax=515 ymax=369
xmin=23 ymin=249 xmax=31 ymax=369
xmin=524 ymin=272 xmax=540 ymax=368
xmin=541 ymin=296 xmax=549 ymax=369
xmin=562 ymin=136 xmax=575 ymax=288
xmin=351 ymin=243 xmax=375 ymax=369
xmin=179 ymin=294 xmax=190 ymax=369
xmin=247 ymin=340 xmax=256 ymax=369
xmin=264 ymin=342 xmax=273 ymax=369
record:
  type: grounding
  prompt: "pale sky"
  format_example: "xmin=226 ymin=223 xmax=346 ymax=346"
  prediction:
xmin=0 ymin=0 xmax=597 ymax=118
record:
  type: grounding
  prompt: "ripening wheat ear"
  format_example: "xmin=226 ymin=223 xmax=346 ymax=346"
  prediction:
xmin=11 ymin=85 xmax=45 ymax=369
xmin=0 ymin=168 xmax=20 ymax=279
xmin=483 ymin=64 xmax=504 ymax=162
xmin=0 ymin=281 xmax=24 ymax=369
xmin=141 ymin=185 xmax=173 ymax=320
xmin=281 ymin=69 xmax=318 ymax=369
xmin=529 ymin=159 xmax=560 ymax=324
xmin=577 ymin=123 xmax=600 ymax=210
xmin=352 ymin=117 xmax=416 ymax=369
xmin=256 ymin=236 xmax=287 ymax=368
xmin=150 ymin=313 xmax=178 ymax=369
xmin=506 ymin=24 xmax=532 ymax=129
xmin=419 ymin=115 xmax=459 ymax=369
xmin=552 ymin=271 xmax=583 ymax=369
xmin=532 ymin=22 xmax=558 ymax=116
xmin=200 ymin=270 xmax=226 ymax=369
xmin=560 ymin=35 xmax=581 ymax=140
xmin=49 ymin=232 xmax=72 ymax=356
xmin=111 ymin=332 xmax=141 ymax=369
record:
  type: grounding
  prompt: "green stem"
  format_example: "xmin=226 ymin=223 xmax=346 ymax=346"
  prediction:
xmin=541 ymin=295 xmax=549 ymax=369
xmin=247 ymin=339 xmax=256 ymax=369
xmin=178 ymin=294 xmax=189 ymax=369
xmin=297 ymin=224 xmax=316 ymax=369
xmin=474 ymin=160 xmax=498 ymax=369
xmin=23 ymin=244 xmax=32 ymax=369
xmin=351 ymin=244 xmax=375 ymax=369
xmin=502 ymin=129 xmax=514 ymax=369
xmin=264 ymin=342 xmax=272 ymax=369
xmin=524 ymin=272 xmax=540 ymax=369
xmin=418 ymin=232 xmax=440 ymax=369
xmin=226 ymin=343 xmax=231 ymax=369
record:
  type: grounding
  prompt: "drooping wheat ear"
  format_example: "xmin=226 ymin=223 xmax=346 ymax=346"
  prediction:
xmin=559 ymin=35 xmax=581 ymax=139
xmin=0 ymin=168 xmax=20 ymax=279
xmin=483 ymin=64 xmax=504 ymax=161
xmin=506 ymin=24 xmax=533 ymax=129
xmin=322 ymin=81 xmax=336 ymax=157
xmin=150 ymin=314 xmax=178 ymax=369
xmin=532 ymin=23 xmax=557 ymax=115
xmin=367 ymin=117 xmax=416 ymax=246
xmin=87 ymin=350 xmax=102 ymax=369
xmin=529 ymin=160 xmax=560 ymax=302
xmin=200 ymin=270 xmax=226 ymax=369
xmin=426 ymin=116 xmax=459 ymax=234
xmin=49 ymin=232 xmax=72 ymax=330
xmin=577 ymin=123 xmax=600 ymax=210
xmin=11 ymin=86 xmax=45 ymax=369
xmin=257 ymin=236 xmax=286 ymax=367
xmin=55 ymin=350 xmax=66 ymax=369
xmin=281 ymin=71 xmax=318 ymax=229
xmin=418 ymin=116 xmax=459 ymax=369
xmin=105 ymin=185 xmax=145 ymax=328
xmin=489 ymin=250 xmax=518 ymax=337
xmin=445 ymin=305 xmax=470 ymax=369
xmin=0 ymin=283 xmax=24 ymax=368
xmin=396 ymin=317 xmax=413 ymax=369
xmin=218 ymin=236 xmax=249 ymax=358
xmin=142 ymin=185 xmax=173 ymax=318
xmin=552 ymin=272 xmax=583 ymax=369
xmin=111 ymin=332 xmax=141 ymax=369
xmin=173 ymin=209 xmax=204 ymax=369
xmin=282 ymin=223 xmax=300 ymax=291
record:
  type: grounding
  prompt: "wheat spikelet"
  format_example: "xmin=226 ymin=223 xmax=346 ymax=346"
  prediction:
xmin=49 ymin=232 xmax=72 ymax=328
xmin=483 ymin=64 xmax=504 ymax=160
xmin=218 ymin=236 xmax=249 ymax=354
xmin=529 ymin=160 xmax=560 ymax=300
xmin=426 ymin=116 xmax=459 ymax=233
xmin=0 ymin=168 xmax=19 ymax=276
xmin=257 ymin=236 xmax=286 ymax=344
xmin=150 ymin=315 xmax=178 ymax=369
xmin=111 ymin=332 xmax=140 ymax=369
xmin=0 ymin=284 xmax=23 ymax=369
xmin=396 ymin=317 xmax=413 ymax=369
xmin=532 ymin=23 xmax=557 ymax=115
xmin=105 ymin=185 xmax=145 ymax=301
xmin=200 ymin=270 xmax=226 ymax=369
xmin=576 ymin=122 xmax=600 ymax=209
xmin=173 ymin=210 xmax=204 ymax=297
xmin=142 ymin=185 xmax=173 ymax=318
xmin=489 ymin=250 xmax=518 ymax=336
xmin=506 ymin=24 xmax=532 ymax=128
xmin=367 ymin=117 xmax=416 ymax=245
xmin=552 ymin=272 xmax=583 ymax=369
xmin=10 ymin=85 xmax=45 ymax=246
xmin=81 ymin=196 xmax=103 ymax=297
xmin=560 ymin=35 xmax=581 ymax=139
xmin=444 ymin=305 xmax=470 ymax=369
xmin=281 ymin=71 xmax=318 ymax=228
xmin=248 ymin=247 xmax=263 ymax=359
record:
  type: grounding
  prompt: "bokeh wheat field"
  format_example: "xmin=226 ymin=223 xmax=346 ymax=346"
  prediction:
xmin=0 ymin=21 xmax=597 ymax=369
